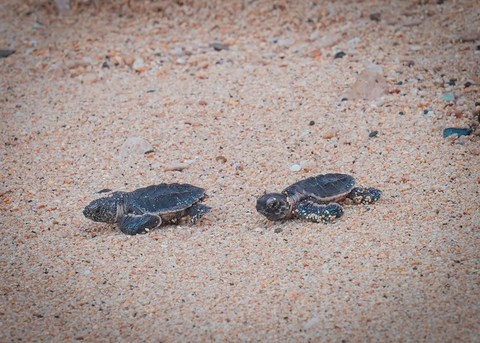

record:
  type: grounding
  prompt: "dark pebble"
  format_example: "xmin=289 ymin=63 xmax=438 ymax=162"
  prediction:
xmin=309 ymin=120 xmax=315 ymax=126
xmin=334 ymin=51 xmax=346 ymax=59
xmin=341 ymin=97 xmax=348 ymax=102
xmin=447 ymin=79 xmax=456 ymax=86
xmin=464 ymin=82 xmax=472 ymax=88
xmin=102 ymin=62 xmax=109 ymax=68
xmin=369 ymin=131 xmax=378 ymax=137
xmin=144 ymin=149 xmax=154 ymax=154
xmin=396 ymin=81 xmax=403 ymax=85
xmin=476 ymin=45 xmax=480 ymax=51
xmin=209 ymin=43 xmax=229 ymax=51
xmin=0 ymin=50 xmax=15 ymax=58
xmin=369 ymin=13 xmax=381 ymax=21
xmin=443 ymin=127 xmax=472 ymax=138
xmin=274 ymin=228 xmax=283 ymax=234
xmin=399 ymin=111 xmax=404 ymax=115
xmin=475 ymin=101 xmax=480 ymax=107
xmin=97 ymin=188 xmax=112 ymax=194
xmin=147 ymin=90 xmax=155 ymax=93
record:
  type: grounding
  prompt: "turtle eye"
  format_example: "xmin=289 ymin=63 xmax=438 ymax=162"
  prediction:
xmin=266 ymin=198 xmax=279 ymax=209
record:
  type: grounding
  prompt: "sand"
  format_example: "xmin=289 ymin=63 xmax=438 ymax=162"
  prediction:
xmin=1 ymin=0 xmax=479 ymax=341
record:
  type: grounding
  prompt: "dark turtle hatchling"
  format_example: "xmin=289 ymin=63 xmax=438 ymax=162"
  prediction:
xmin=256 ymin=173 xmax=381 ymax=223
xmin=83 ymin=183 xmax=211 ymax=235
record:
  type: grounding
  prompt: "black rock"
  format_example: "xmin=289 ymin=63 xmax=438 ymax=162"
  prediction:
xmin=369 ymin=131 xmax=378 ymax=137
xmin=102 ymin=62 xmax=109 ymax=68
xmin=334 ymin=51 xmax=346 ymax=59
xmin=443 ymin=127 xmax=472 ymax=138
xmin=209 ymin=43 xmax=229 ymax=51
xmin=369 ymin=13 xmax=381 ymax=21
xmin=0 ymin=50 xmax=15 ymax=58
xmin=309 ymin=120 xmax=315 ymax=126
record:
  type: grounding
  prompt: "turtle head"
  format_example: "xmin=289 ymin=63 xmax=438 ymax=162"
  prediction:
xmin=83 ymin=197 xmax=118 ymax=223
xmin=256 ymin=193 xmax=292 ymax=221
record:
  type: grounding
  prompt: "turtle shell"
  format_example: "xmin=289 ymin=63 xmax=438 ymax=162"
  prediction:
xmin=128 ymin=183 xmax=206 ymax=214
xmin=283 ymin=173 xmax=355 ymax=203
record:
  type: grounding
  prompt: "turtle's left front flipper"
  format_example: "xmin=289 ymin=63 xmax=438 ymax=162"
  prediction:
xmin=187 ymin=204 xmax=211 ymax=224
xmin=118 ymin=213 xmax=161 ymax=235
xmin=294 ymin=200 xmax=344 ymax=223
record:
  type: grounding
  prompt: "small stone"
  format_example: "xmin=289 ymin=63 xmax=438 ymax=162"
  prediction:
xmin=309 ymin=120 xmax=315 ymax=126
xmin=369 ymin=13 xmax=381 ymax=21
xmin=198 ymin=100 xmax=208 ymax=106
xmin=443 ymin=127 xmax=472 ymax=138
xmin=369 ymin=131 xmax=378 ymax=137
xmin=164 ymin=162 xmax=190 ymax=171
xmin=274 ymin=228 xmax=283 ymax=234
xmin=102 ymin=62 xmax=109 ymax=68
xmin=342 ymin=66 xmax=388 ymax=101
xmin=215 ymin=156 xmax=227 ymax=164
xmin=334 ymin=51 xmax=346 ymax=59
xmin=0 ymin=50 xmax=15 ymax=58
xmin=133 ymin=58 xmax=145 ymax=71
xmin=322 ymin=129 xmax=338 ymax=139
xmin=117 ymin=137 xmax=153 ymax=158
xmin=82 ymin=73 xmax=97 ymax=84
xmin=310 ymin=49 xmax=321 ymax=58
xmin=209 ymin=43 xmax=229 ymax=51
xmin=290 ymin=164 xmax=301 ymax=172
xmin=441 ymin=92 xmax=455 ymax=102
xmin=123 ymin=55 xmax=134 ymax=68
xmin=277 ymin=38 xmax=294 ymax=47
xmin=399 ymin=111 xmax=404 ymax=115
xmin=459 ymin=30 xmax=480 ymax=42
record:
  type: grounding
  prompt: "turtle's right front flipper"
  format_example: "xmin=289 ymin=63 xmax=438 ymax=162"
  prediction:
xmin=294 ymin=200 xmax=344 ymax=223
xmin=118 ymin=213 xmax=161 ymax=235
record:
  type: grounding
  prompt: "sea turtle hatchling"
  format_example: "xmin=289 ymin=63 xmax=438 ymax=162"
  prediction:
xmin=256 ymin=173 xmax=381 ymax=223
xmin=83 ymin=183 xmax=211 ymax=235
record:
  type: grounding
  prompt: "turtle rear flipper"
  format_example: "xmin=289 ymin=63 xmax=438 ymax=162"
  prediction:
xmin=118 ymin=213 xmax=161 ymax=235
xmin=294 ymin=200 xmax=344 ymax=223
xmin=348 ymin=187 xmax=381 ymax=204
xmin=187 ymin=204 xmax=211 ymax=224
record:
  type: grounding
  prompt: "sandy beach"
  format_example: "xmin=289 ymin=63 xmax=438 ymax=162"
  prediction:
xmin=1 ymin=0 xmax=479 ymax=341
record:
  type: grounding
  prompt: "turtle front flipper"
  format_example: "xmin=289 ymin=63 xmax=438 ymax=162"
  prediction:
xmin=187 ymin=204 xmax=211 ymax=224
xmin=294 ymin=200 xmax=344 ymax=223
xmin=348 ymin=187 xmax=381 ymax=204
xmin=118 ymin=213 xmax=161 ymax=235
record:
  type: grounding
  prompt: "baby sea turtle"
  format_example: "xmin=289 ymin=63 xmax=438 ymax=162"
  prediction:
xmin=256 ymin=173 xmax=381 ymax=223
xmin=83 ymin=183 xmax=211 ymax=235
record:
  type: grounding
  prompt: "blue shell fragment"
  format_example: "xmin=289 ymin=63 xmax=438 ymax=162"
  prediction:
xmin=443 ymin=127 xmax=472 ymax=138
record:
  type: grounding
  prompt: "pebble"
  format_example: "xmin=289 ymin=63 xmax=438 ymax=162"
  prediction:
xmin=459 ymin=30 xmax=480 ymax=42
xmin=0 ymin=50 xmax=15 ymax=58
xmin=123 ymin=55 xmax=134 ymax=68
xmin=441 ymin=92 xmax=455 ymax=102
xmin=334 ymin=51 xmax=346 ymax=59
xmin=369 ymin=13 xmax=381 ymax=21
xmin=290 ymin=164 xmax=301 ymax=172
xmin=215 ymin=156 xmax=227 ymax=164
xmin=117 ymin=137 xmax=153 ymax=158
xmin=369 ymin=130 xmax=379 ymax=138
xmin=342 ymin=66 xmax=388 ymax=100
xmin=322 ymin=129 xmax=338 ymax=139
xmin=443 ymin=127 xmax=472 ymax=138
xmin=133 ymin=58 xmax=145 ymax=71
xmin=164 ymin=162 xmax=190 ymax=171
xmin=209 ymin=43 xmax=229 ymax=51
xmin=82 ymin=72 xmax=97 ymax=84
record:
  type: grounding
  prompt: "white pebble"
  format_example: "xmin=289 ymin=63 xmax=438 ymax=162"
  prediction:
xmin=290 ymin=164 xmax=301 ymax=172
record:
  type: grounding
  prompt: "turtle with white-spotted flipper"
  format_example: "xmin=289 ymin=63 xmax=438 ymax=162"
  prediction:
xmin=256 ymin=173 xmax=381 ymax=223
